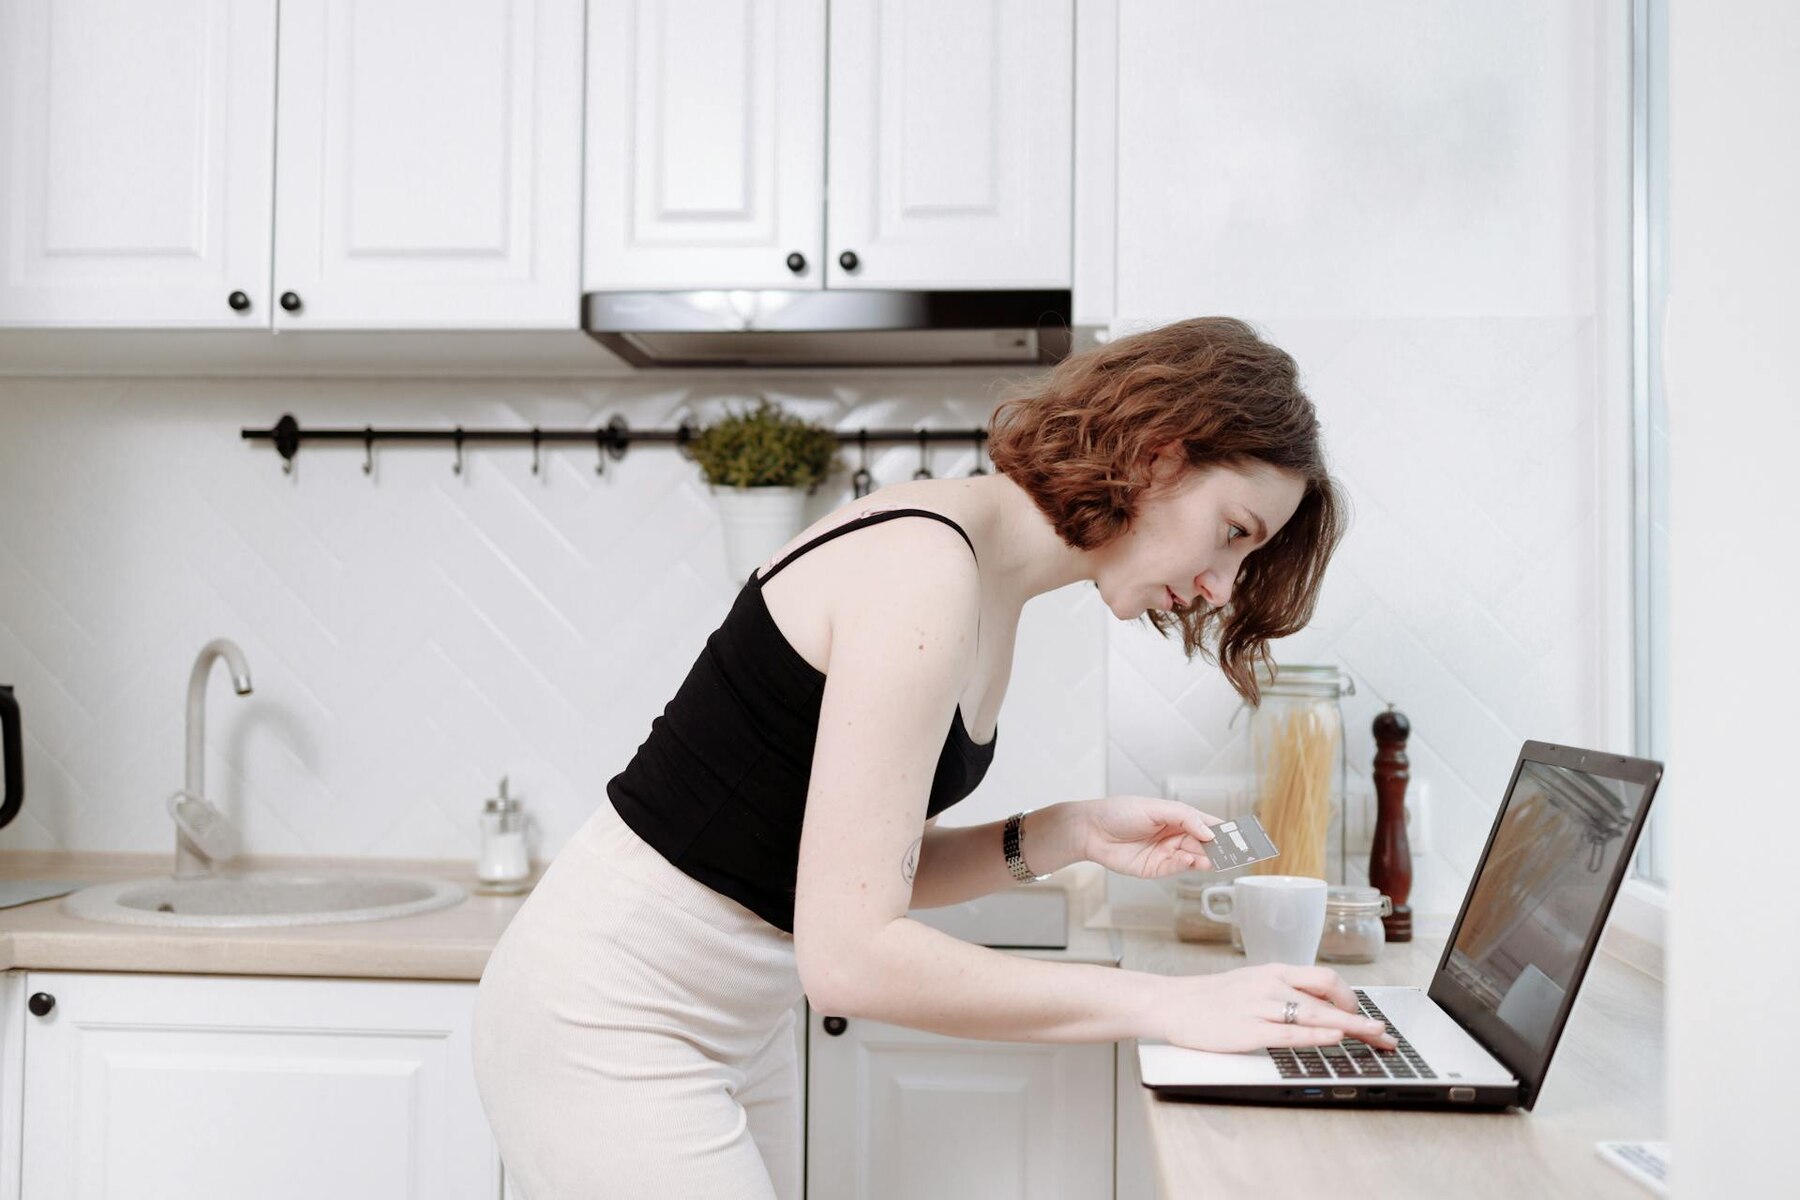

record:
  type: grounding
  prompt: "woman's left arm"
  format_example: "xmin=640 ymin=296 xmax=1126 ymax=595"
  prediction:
xmin=907 ymin=796 xmax=1219 ymax=910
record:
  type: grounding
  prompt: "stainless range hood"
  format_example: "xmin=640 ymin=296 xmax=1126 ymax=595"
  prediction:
xmin=583 ymin=288 xmax=1079 ymax=369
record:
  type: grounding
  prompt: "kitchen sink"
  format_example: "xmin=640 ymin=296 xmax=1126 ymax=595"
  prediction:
xmin=62 ymin=871 xmax=467 ymax=929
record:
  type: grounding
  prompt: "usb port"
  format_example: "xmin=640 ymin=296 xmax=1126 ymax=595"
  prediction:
xmin=1301 ymin=1088 xmax=1324 ymax=1098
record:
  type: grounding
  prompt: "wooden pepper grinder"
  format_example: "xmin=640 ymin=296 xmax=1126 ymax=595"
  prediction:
xmin=1368 ymin=705 xmax=1413 ymax=942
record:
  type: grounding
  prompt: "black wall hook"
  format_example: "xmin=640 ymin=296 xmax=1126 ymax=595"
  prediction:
xmin=913 ymin=430 xmax=932 ymax=480
xmin=853 ymin=429 xmax=873 ymax=498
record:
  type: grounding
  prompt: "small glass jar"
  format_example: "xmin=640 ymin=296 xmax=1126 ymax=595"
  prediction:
xmin=1173 ymin=882 xmax=1234 ymax=943
xmin=1318 ymin=885 xmax=1393 ymax=963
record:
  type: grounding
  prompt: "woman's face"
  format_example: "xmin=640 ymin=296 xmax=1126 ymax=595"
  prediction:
xmin=1095 ymin=452 xmax=1307 ymax=620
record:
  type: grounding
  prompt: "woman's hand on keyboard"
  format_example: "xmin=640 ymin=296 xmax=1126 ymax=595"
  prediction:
xmin=1156 ymin=963 xmax=1399 ymax=1053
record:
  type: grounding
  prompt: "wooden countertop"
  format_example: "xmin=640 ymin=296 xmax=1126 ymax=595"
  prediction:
xmin=0 ymin=851 xmax=1119 ymax=980
xmin=1110 ymin=909 xmax=1664 ymax=1199
xmin=0 ymin=850 xmax=538 ymax=981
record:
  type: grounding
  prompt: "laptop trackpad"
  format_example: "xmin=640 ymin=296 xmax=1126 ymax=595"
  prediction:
xmin=1360 ymin=987 xmax=1515 ymax=1084
xmin=1138 ymin=1039 xmax=1282 ymax=1086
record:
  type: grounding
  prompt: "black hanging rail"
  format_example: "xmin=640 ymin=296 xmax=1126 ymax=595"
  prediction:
xmin=240 ymin=413 xmax=990 ymax=478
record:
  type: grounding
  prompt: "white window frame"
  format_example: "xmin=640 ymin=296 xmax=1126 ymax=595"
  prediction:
xmin=1609 ymin=0 xmax=1669 ymax=969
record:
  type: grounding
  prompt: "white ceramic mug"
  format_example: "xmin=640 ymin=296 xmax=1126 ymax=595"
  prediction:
xmin=1201 ymin=875 xmax=1329 ymax=966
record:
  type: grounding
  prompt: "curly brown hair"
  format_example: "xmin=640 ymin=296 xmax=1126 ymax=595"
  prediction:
xmin=987 ymin=316 xmax=1346 ymax=705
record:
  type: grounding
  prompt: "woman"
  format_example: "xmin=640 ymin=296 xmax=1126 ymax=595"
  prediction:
xmin=472 ymin=317 xmax=1397 ymax=1198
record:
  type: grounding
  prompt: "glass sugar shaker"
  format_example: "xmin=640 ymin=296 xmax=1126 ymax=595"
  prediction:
xmin=1318 ymin=885 xmax=1393 ymax=963
xmin=477 ymin=776 xmax=531 ymax=893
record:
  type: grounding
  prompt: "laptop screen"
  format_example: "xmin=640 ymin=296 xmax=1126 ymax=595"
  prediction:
xmin=1428 ymin=742 xmax=1661 ymax=1108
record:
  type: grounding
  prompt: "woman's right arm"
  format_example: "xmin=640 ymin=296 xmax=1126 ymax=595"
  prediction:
xmin=788 ymin=521 xmax=1392 ymax=1052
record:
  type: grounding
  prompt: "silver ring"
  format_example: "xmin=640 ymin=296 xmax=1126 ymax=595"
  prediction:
xmin=1281 ymin=1000 xmax=1299 ymax=1025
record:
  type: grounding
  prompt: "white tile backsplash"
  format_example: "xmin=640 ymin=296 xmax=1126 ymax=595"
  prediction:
xmin=0 ymin=373 xmax=1106 ymax=865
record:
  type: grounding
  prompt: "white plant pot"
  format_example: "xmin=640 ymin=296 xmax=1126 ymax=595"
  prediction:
xmin=712 ymin=485 xmax=809 ymax=585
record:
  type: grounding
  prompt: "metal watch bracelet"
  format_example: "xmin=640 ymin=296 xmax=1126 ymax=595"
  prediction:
xmin=1003 ymin=809 xmax=1051 ymax=882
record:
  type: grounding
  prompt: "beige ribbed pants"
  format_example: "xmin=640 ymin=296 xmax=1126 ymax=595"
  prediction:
xmin=473 ymin=800 xmax=805 ymax=1200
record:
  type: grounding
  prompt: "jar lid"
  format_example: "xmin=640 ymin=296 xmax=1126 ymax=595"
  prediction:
xmin=1326 ymin=885 xmax=1391 ymax=915
xmin=485 ymin=775 xmax=519 ymax=812
xmin=1252 ymin=663 xmax=1355 ymax=699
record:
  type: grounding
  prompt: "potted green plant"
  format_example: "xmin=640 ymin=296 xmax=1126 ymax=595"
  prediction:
xmin=688 ymin=400 xmax=840 ymax=583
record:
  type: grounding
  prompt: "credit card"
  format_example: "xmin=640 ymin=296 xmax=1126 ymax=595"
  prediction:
xmin=1201 ymin=813 xmax=1281 ymax=871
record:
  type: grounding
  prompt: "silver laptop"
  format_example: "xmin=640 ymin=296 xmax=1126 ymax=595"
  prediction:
xmin=1138 ymin=740 xmax=1662 ymax=1111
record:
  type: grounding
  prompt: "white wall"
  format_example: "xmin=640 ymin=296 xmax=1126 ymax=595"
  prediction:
xmin=1665 ymin=1 xmax=1800 ymax=1192
xmin=0 ymin=374 xmax=1106 ymax=863
xmin=1102 ymin=0 xmax=1631 ymax=919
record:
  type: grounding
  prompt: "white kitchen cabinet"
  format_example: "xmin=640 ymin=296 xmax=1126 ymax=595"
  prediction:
xmin=0 ymin=0 xmax=583 ymax=332
xmin=272 ymin=0 xmax=585 ymax=329
xmin=826 ymin=0 xmax=1074 ymax=291
xmin=584 ymin=0 xmax=827 ymax=290
xmin=584 ymin=0 xmax=1072 ymax=294
xmin=0 ymin=0 xmax=278 ymax=328
xmin=16 ymin=971 xmax=500 ymax=1200
xmin=806 ymin=1006 xmax=1113 ymax=1199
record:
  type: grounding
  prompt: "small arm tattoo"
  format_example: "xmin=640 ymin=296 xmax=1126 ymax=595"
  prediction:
xmin=901 ymin=836 xmax=922 ymax=884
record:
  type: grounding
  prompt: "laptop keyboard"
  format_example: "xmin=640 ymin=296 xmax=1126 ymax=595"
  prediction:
xmin=1266 ymin=991 xmax=1438 ymax=1081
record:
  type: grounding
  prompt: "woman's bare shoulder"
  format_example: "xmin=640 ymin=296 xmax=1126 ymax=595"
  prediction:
xmin=756 ymin=486 xmax=984 ymax=674
xmin=757 ymin=481 xmax=983 ymax=579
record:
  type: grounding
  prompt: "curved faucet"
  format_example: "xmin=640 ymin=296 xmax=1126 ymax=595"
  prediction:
xmin=180 ymin=638 xmax=253 ymax=878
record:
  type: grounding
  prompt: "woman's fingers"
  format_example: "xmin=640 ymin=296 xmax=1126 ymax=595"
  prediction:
xmin=1281 ymin=965 xmax=1361 ymax=1013
xmin=1276 ymin=990 xmax=1394 ymax=1048
xmin=1270 ymin=1021 xmax=1351 ymax=1048
xmin=1180 ymin=805 xmax=1224 ymax=845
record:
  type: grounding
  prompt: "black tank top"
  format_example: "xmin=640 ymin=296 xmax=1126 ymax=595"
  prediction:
xmin=607 ymin=509 xmax=998 ymax=933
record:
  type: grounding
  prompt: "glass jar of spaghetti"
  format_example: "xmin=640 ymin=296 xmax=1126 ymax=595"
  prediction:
xmin=1244 ymin=664 xmax=1355 ymax=884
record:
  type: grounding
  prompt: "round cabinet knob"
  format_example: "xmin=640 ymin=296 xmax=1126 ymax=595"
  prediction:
xmin=227 ymin=291 xmax=251 ymax=312
xmin=27 ymin=992 xmax=54 ymax=1017
xmin=821 ymin=1015 xmax=848 ymax=1037
xmin=785 ymin=251 xmax=806 ymax=274
xmin=279 ymin=291 xmax=302 ymax=313
xmin=837 ymin=250 xmax=859 ymax=272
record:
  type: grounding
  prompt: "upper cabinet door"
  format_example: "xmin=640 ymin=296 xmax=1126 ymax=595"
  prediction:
xmin=273 ymin=0 xmax=584 ymax=329
xmin=584 ymin=0 xmax=827 ymax=291
xmin=0 ymin=0 xmax=277 ymax=328
xmin=826 ymin=0 xmax=1073 ymax=290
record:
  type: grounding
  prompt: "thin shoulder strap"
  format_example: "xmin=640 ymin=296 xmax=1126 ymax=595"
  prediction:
xmin=754 ymin=508 xmax=978 ymax=587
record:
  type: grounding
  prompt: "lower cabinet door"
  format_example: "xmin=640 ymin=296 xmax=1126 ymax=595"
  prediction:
xmin=19 ymin=971 xmax=500 ymax=1200
xmin=807 ymin=1009 xmax=1113 ymax=1200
